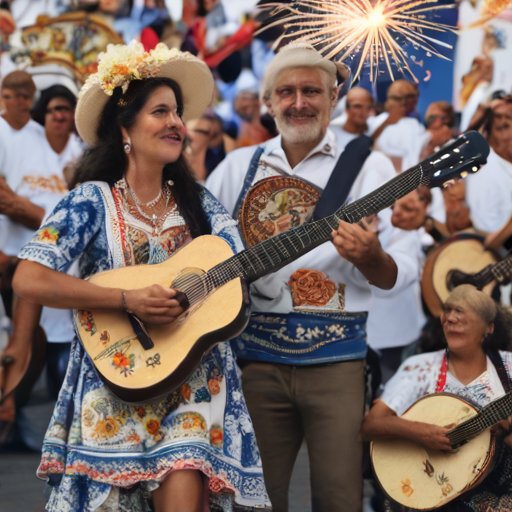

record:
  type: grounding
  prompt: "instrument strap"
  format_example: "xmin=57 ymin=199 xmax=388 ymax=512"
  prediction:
xmin=111 ymin=187 xmax=130 ymax=265
xmin=435 ymin=351 xmax=449 ymax=392
xmin=487 ymin=349 xmax=512 ymax=393
xmin=312 ymin=135 xmax=372 ymax=221
xmin=436 ymin=349 xmax=512 ymax=393
xmin=232 ymin=146 xmax=264 ymax=220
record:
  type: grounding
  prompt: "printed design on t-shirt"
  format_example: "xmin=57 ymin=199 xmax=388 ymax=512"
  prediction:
xmin=35 ymin=226 xmax=59 ymax=245
xmin=239 ymin=175 xmax=321 ymax=247
xmin=20 ymin=174 xmax=67 ymax=194
xmin=288 ymin=269 xmax=346 ymax=312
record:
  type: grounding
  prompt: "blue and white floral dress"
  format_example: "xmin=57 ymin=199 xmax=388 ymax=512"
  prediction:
xmin=18 ymin=180 xmax=270 ymax=512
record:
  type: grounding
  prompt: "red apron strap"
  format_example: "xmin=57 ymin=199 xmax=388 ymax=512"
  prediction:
xmin=436 ymin=352 xmax=449 ymax=392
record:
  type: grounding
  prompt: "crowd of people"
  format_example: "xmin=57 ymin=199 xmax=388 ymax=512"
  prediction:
xmin=0 ymin=1 xmax=512 ymax=512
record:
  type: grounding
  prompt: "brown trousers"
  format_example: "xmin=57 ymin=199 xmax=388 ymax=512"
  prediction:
xmin=241 ymin=359 xmax=366 ymax=512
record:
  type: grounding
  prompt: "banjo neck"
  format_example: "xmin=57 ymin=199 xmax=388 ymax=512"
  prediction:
xmin=447 ymin=390 xmax=512 ymax=448
xmin=467 ymin=252 xmax=512 ymax=288
xmin=489 ymin=253 xmax=512 ymax=283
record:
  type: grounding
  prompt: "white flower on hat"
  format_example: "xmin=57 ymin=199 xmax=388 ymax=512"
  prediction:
xmin=81 ymin=40 xmax=184 ymax=97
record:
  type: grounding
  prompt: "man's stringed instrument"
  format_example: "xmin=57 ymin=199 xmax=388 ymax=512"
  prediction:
xmin=448 ymin=250 xmax=512 ymax=290
xmin=75 ymin=132 xmax=489 ymax=403
xmin=371 ymin=389 xmax=512 ymax=510
xmin=421 ymin=234 xmax=499 ymax=317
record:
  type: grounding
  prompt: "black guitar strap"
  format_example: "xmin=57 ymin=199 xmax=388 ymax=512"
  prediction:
xmin=312 ymin=134 xmax=372 ymax=221
xmin=233 ymin=134 xmax=372 ymax=221
xmin=487 ymin=349 xmax=512 ymax=393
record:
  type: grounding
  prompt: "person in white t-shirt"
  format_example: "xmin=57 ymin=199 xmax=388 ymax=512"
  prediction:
xmin=0 ymin=77 xmax=83 ymax=448
xmin=466 ymin=95 xmax=512 ymax=234
xmin=369 ymin=80 xmax=427 ymax=173
xmin=335 ymin=87 xmax=424 ymax=383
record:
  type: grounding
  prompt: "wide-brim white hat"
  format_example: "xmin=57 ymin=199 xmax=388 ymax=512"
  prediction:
xmin=76 ymin=42 xmax=214 ymax=147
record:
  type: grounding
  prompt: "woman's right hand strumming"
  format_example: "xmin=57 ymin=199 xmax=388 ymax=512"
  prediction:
xmin=122 ymin=285 xmax=187 ymax=324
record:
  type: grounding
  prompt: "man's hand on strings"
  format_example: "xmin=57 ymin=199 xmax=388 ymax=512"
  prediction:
xmin=331 ymin=216 xmax=380 ymax=266
xmin=331 ymin=216 xmax=398 ymax=290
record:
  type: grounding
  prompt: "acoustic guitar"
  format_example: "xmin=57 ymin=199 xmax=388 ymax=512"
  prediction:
xmin=421 ymin=233 xmax=499 ymax=317
xmin=371 ymin=389 xmax=512 ymax=510
xmin=75 ymin=131 xmax=489 ymax=403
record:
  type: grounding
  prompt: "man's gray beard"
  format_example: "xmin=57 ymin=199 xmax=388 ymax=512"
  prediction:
xmin=276 ymin=117 xmax=323 ymax=145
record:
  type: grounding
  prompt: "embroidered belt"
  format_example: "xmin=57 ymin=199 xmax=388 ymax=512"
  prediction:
xmin=231 ymin=311 xmax=367 ymax=365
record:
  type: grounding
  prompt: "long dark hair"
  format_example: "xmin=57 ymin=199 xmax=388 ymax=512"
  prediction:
xmin=72 ymin=77 xmax=211 ymax=237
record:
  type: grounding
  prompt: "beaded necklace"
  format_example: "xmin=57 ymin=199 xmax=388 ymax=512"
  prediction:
xmin=116 ymin=178 xmax=177 ymax=236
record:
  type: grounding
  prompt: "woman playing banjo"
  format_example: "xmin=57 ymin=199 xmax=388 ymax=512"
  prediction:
xmin=362 ymin=284 xmax=512 ymax=510
xmin=13 ymin=42 xmax=269 ymax=512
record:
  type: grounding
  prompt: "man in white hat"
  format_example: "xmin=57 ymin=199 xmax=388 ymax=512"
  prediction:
xmin=207 ymin=43 xmax=419 ymax=511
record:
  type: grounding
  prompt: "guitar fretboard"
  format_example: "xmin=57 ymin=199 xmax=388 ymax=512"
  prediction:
xmin=447 ymin=391 xmax=512 ymax=447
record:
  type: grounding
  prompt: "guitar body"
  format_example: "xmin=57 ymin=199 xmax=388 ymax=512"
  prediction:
xmin=75 ymin=235 xmax=250 ymax=404
xmin=371 ymin=393 xmax=496 ymax=510
xmin=421 ymin=234 xmax=498 ymax=317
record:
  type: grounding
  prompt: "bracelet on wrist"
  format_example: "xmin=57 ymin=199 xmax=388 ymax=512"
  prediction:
xmin=121 ymin=291 xmax=132 ymax=314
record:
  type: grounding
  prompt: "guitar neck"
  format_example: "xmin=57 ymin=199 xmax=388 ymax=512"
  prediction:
xmin=207 ymin=160 xmax=432 ymax=288
xmin=447 ymin=391 xmax=512 ymax=448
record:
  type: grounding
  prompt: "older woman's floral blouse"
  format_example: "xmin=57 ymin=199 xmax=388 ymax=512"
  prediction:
xmin=381 ymin=349 xmax=512 ymax=416
xmin=18 ymin=182 xmax=269 ymax=512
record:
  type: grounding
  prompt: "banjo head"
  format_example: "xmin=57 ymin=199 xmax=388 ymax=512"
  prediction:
xmin=371 ymin=393 xmax=494 ymax=510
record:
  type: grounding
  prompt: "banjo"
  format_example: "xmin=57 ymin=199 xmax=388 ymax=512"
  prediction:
xmin=75 ymin=131 xmax=489 ymax=403
xmin=421 ymin=233 xmax=499 ymax=318
xmin=371 ymin=389 xmax=512 ymax=510
xmin=448 ymin=250 xmax=512 ymax=291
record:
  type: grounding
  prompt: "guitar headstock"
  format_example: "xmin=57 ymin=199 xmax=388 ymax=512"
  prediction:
xmin=422 ymin=131 xmax=490 ymax=190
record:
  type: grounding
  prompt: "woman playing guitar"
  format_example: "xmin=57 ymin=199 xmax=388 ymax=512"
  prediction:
xmin=11 ymin=42 xmax=269 ymax=512
xmin=362 ymin=285 xmax=512 ymax=511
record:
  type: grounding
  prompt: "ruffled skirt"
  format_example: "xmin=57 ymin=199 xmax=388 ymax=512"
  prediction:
xmin=38 ymin=339 xmax=269 ymax=511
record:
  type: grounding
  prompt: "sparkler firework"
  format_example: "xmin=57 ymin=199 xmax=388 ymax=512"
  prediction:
xmin=259 ymin=0 xmax=457 ymax=82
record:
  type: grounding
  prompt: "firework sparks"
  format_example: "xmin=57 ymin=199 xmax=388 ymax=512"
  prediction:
xmin=259 ymin=0 xmax=456 ymax=82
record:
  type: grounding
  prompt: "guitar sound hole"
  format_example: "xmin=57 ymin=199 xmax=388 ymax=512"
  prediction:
xmin=171 ymin=268 xmax=209 ymax=309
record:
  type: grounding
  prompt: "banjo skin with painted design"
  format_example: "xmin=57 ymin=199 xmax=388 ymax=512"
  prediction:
xmin=371 ymin=389 xmax=512 ymax=510
xmin=74 ymin=132 xmax=490 ymax=404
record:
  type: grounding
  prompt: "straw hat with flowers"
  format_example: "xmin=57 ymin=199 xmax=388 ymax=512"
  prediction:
xmin=75 ymin=41 xmax=214 ymax=147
